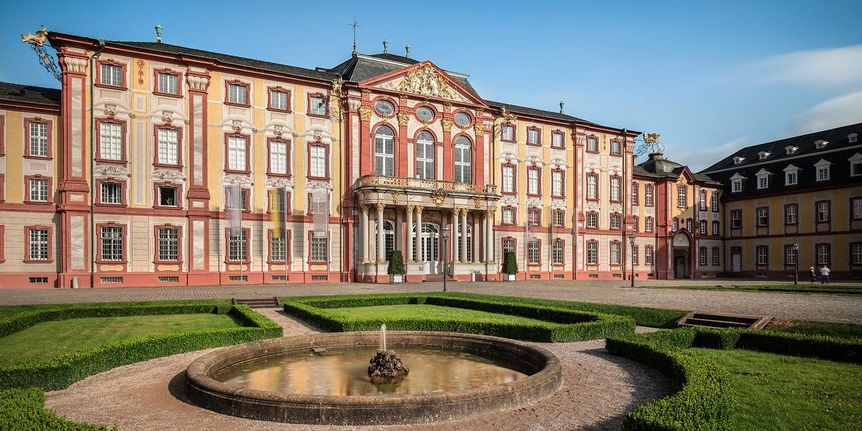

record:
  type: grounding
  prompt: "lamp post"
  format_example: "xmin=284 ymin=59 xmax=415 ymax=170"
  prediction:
xmin=442 ymin=226 xmax=450 ymax=292
xmin=793 ymin=242 xmax=799 ymax=285
xmin=629 ymin=233 xmax=637 ymax=288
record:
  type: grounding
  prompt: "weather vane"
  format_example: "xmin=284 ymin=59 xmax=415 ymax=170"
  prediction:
xmin=21 ymin=26 xmax=61 ymax=81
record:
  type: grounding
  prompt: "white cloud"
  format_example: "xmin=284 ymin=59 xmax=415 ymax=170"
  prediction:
xmin=797 ymin=90 xmax=862 ymax=132
xmin=753 ymin=44 xmax=862 ymax=87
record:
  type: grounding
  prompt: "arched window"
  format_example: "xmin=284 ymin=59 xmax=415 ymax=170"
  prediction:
xmin=454 ymin=135 xmax=472 ymax=183
xmin=374 ymin=125 xmax=395 ymax=176
xmin=457 ymin=223 xmax=473 ymax=262
xmin=376 ymin=220 xmax=395 ymax=260
xmin=415 ymin=131 xmax=435 ymax=180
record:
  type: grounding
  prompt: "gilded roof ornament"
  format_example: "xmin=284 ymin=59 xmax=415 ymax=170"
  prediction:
xmin=21 ymin=26 xmax=48 ymax=46
xmin=397 ymin=64 xmax=454 ymax=100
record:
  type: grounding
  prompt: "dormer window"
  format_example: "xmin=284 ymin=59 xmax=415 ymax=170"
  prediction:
xmin=849 ymin=153 xmax=862 ymax=177
xmin=850 ymin=133 xmax=859 ymax=144
xmin=730 ymin=173 xmax=745 ymax=193
xmin=815 ymin=159 xmax=831 ymax=181
xmin=815 ymin=140 xmax=829 ymax=149
xmin=785 ymin=146 xmax=798 ymax=155
xmin=758 ymin=151 xmax=771 ymax=160
xmin=733 ymin=156 xmax=745 ymax=165
xmin=783 ymin=164 xmax=799 ymax=185
xmin=755 ymin=169 xmax=770 ymax=190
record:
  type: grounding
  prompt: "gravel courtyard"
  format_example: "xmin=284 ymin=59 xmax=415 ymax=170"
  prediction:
xmin=44 ymin=309 xmax=674 ymax=431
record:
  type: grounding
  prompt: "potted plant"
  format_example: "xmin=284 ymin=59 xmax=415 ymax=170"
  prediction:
xmin=502 ymin=251 xmax=518 ymax=282
xmin=388 ymin=250 xmax=406 ymax=284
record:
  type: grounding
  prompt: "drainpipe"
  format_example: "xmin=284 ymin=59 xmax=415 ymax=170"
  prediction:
xmin=89 ymin=39 xmax=105 ymax=288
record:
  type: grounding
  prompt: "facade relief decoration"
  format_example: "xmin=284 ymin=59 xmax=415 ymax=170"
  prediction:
xmin=95 ymin=164 xmax=131 ymax=178
xmin=379 ymin=64 xmax=468 ymax=103
xmin=153 ymin=169 xmax=187 ymax=181
xmin=359 ymin=106 xmax=373 ymax=122
xmin=265 ymin=177 xmax=295 ymax=189
xmin=223 ymin=174 xmax=254 ymax=186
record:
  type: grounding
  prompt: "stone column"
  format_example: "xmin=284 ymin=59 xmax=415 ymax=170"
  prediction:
xmin=460 ymin=209 xmax=468 ymax=263
xmin=451 ymin=208 xmax=460 ymax=262
xmin=485 ymin=209 xmax=494 ymax=263
xmin=406 ymin=205 xmax=415 ymax=262
xmin=395 ymin=207 xmax=403 ymax=253
xmin=360 ymin=205 xmax=369 ymax=263
xmin=376 ymin=203 xmax=386 ymax=262
xmin=415 ymin=206 xmax=424 ymax=261
xmin=472 ymin=212 xmax=479 ymax=263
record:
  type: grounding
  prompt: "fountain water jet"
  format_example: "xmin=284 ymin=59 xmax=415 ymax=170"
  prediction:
xmin=368 ymin=323 xmax=409 ymax=384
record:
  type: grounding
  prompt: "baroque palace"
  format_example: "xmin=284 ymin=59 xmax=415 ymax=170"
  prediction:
xmin=0 ymin=28 xmax=859 ymax=288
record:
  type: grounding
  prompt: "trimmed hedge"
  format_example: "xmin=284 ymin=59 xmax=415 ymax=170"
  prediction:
xmin=606 ymin=328 xmax=862 ymax=430
xmin=0 ymin=388 xmax=106 ymax=430
xmin=0 ymin=302 xmax=282 ymax=391
xmin=282 ymin=293 xmax=635 ymax=342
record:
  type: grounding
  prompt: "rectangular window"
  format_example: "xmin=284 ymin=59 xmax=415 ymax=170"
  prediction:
xmin=610 ymin=177 xmax=621 ymax=202
xmin=732 ymin=179 xmax=742 ymax=193
xmin=227 ymin=83 xmax=249 ymax=105
xmin=712 ymin=247 xmax=720 ymax=266
xmin=158 ymin=186 xmax=178 ymax=207
xmin=586 ymin=212 xmax=598 ymax=229
xmin=552 ymin=240 xmax=564 ymax=264
xmin=29 ymin=178 xmax=49 ymax=202
xmin=817 ymin=165 xmax=830 ymax=181
xmin=586 ymin=136 xmax=598 ymax=153
xmin=785 ymin=170 xmax=798 ymax=185
xmin=686 ymin=219 xmax=693 ymax=232
xmin=712 ymin=221 xmax=719 ymax=235
xmin=309 ymin=145 xmax=327 ymax=178
xmin=271 ymin=234 xmax=287 ymax=262
xmin=587 ymin=174 xmax=598 ymax=200
xmin=699 ymin=247 xmax=708 ymax=266
xmin=757 ymin=207 xmax=769 ymax=227
xmin=731 ymin=210 xmax=742 ymax=228
xmin=269 ymin=140 xmax=289 ymax=175
xmin=502 ymin=207 xmax=515 ymax=224
xmin=756 ymin=245 xmax=768 ymax=266
xmin=157 ymin=72 xmax=180 ymax=95
xmin=699 ymin=220 xmax=707 ymax=235
xmin=711 ymin=192 xmax=719 ymax=211
xmin=757 ymin=175 xmax=769 ymax=189
xmin=610 ymin=213 xmax=622 ymax=230
xmin=227 ymin=136 xmax=248 ymax=172
xmin=29 ymin=122 xmax=49 ymax=157
xmin=645 ymin=217 xmax=654 ymax=232
xmin=785 ymin=204 xmax=798 ymax=225
xmin=526 ymin=128 xmax=540 ymax=145
xmin=527 ymin=240 xmax=540 ymax=264
xmin=527 ymin=168 xmax=540 ymax=195
xmin=677 ymin=185 xmax=687 ymax=208
xmin=672 ymin=218 xmax=679 ymax=231
xmin=816 ymin=201 xmax=830 ymax=223
xmin=587 ymin=241 xmax=598 ymax=264
xmin=502 ymin=165 xmax=515 ymax=193
xmin=552 ymin=171 xmax=563 ymax=197
xmin=101 ymin=226 xmax=124 ymax=261
xmin=100 ymin=63 xmax=123 ymax=87
xmin=785 ymin=244 xmax=797 ymax=265
xmin=502 ymin=238 xmax=515 ymax=255
xmin=631 ymin=216 xmax=639 ymax=232
xmin=632 ymin=182 xmax=639 ymax=204
xmin=632 ymin=246 xmax=639 ymax=265
xmin=270 ymin=89 xmax=289 ymax=111
xmin=645 ymin=246 xmax=654 ymax=265
xmin=228 ymin=230 xmax=248 ymax=262
xmin=100 ymin=182 xmax=122 ymax=205
xmin=157 ymin=228 xmax=179 ymax=262
xmin=501 ymin=124 xmax=515 ymax=142
xmin=852 ymin=243 xmax=862 ymax=265
xmin=553 ymin=210 xmax=565 ymax=227
xmin=309 ymin=95 xmax=328 ymax=116
xmin=852 ymin=160 xmax=862 ymax=177
xmin=99 ymin=122 xmax=123 ymax=161
xmin=610 ymin=242 xmax=621 ymax=265
xmin=854 ymin=198 xmax=862 ymax=220
xmin=816 ymin=243 xmax=830 ymax=265
xmin=551 ymin=132 xmax=564 ymax=148
xmin=645 ymin=185 xmax=654 ymax=207
xmin=610 ymin=140 xmax=621 ymax=156
xmin=699 ymin=192 xmax=707 ymax=211
xmin=528 ymin=208 xmax=540 ymax=226
xmin=311 ymin=233 xmax=328 ymax=262
xmin=156 ymin=128 xmax=179 ymax=166
xmin=28 ymin=229 xmax=49 ymax=261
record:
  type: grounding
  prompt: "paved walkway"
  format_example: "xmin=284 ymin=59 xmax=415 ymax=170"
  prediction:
xmin=2 ymin=279 xmax=861 ymax=324
xmin=45 ymin=309 xmax=674 ymax=431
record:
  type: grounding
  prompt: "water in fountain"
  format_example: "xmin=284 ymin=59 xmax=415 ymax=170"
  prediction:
xmin=368 ymin=323 xmax=409 ymax=384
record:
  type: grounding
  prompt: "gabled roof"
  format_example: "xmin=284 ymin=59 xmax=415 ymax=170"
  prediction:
xmin=634 ymin=152 xmax=721 ymax=185
xmin=0 ymin=81 xmax=61 ymax=107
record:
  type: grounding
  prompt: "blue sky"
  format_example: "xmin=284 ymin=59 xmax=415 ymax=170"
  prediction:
xmin=2 ymin=0 xmax=860 ymax=170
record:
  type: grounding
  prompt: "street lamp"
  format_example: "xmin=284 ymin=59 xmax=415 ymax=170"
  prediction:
xmin=442 ymin=226 xmax=451 ymax=292
xmin=629 ymin=233 xmax=637 ymax=288
xmin=793 ymin=242 xmax=799 ymax=285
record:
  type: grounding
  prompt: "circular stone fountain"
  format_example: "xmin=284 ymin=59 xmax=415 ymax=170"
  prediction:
xmin=185 ymin=331 xmax=562 ymax=425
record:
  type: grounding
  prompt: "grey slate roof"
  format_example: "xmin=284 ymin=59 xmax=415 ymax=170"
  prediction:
xmin=484 ymin=100 xmax=592 ymax=124
xmin=0 ymin=81 xmax=61 ymax=107
xmin=634 ymin=153 xmax=721 ymax=185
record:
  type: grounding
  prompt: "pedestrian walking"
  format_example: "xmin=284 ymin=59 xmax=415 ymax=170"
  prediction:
xmin=819 ymin=265 xmax=831 ymax=284
xmin=809 ymin=266 xmax=816 ymax=283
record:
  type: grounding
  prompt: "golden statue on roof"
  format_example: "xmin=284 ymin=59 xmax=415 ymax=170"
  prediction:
xmin=21 ymin=26 xmax=49 ymax=47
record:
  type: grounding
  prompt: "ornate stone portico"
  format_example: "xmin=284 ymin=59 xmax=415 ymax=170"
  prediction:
xmin=354 ymin=175 xmax=499 ymax=282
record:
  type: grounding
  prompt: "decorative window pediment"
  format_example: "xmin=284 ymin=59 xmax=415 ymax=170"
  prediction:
xmin=783 ymin=164 xmax=799 ymax=185
xmin=755 ymin=169 xmax=770 ymax=189
xmin=815 ymin=159 xmax=831 ymax=181
xmin=850 ymin=153 xmax=862 ymax=177
xmin=815 ymin=139 xmax=829 ymax=149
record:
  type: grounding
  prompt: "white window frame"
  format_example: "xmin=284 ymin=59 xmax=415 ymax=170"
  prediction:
xmin=100 ymin=182 xmax=122 ymax=205
xmin=502 ymin=165 xmax=515 ymax=193
xmin=309 ymin=145 xmax=327 ymax=178
xmin=99 ymin=122 xmax=123 ymax=161
xmin=270 ymin=140 xmax=288 ymax=175
xmin=527 ymin=168 xmax=539 ymax=195
xmin=100 ymin=63 xmax=123 ymax=87
xmin=227 ymin=83 xmax=248 ymax=105
xmin=29 ymin=179 xmax=49 ymax=202
xmin=157 ymin=227 xmax=179 ymax=261
xmin=815 ymin=159 xmax=831 ymax=181
xmin=270 ymin=89 xmax=289 ymax=111
xmin=29 ymin=229 xmax=49 ymax=261
xmin=415 ymin=131 xmax=435 ymax=180
xmin=157 ymin=72 xmax=180 ymax=95
xmin=551 ymin=171 xmax=563 ymax=196
xmin=454 ymin=136 xmax=472 ymax=183
xmin=29 ymin=122 xmax=49 ymax=157
xmin=157 ymin=128 xmax=179 ymax=166
xmin=374 ymin=126 xmax=395 ymax=176
xmin=227 ymin=136 xmax=248 ymax=171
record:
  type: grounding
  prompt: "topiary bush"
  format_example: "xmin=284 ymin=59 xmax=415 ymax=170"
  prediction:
xmin=502 ymin=251 xmax=518 ymax=275
xmin=387 ymin=250 xmax=406 ymax=275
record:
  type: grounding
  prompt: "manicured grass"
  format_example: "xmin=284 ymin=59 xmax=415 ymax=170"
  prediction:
xmin=0 ymin=313 xmax=241 ymax=367
xmin=644 ymin=283 xmax=862 ymax=295
xmin=324 ymin=304 xmax=563 ymax=327
xmin=765 ymin=319 xmax=862 ymax=340
xmin=690 ymin=348 xmax=862 ymax=430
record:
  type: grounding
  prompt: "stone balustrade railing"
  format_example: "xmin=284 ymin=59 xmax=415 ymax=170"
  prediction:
xmin=357 ymin=175 xmax=497 ymax=194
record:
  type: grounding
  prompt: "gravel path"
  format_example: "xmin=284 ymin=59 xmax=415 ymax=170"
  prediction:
xmin=44 ymin=309 xmax=674 ymax=431
xmin=3 ymin=280 xmax=860 ymax=324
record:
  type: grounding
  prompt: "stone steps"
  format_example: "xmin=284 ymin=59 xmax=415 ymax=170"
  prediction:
xmin=232 ymin=297 xmax=280 ymax=308
xmin=677 ymin=312 xmax=771 ymax=329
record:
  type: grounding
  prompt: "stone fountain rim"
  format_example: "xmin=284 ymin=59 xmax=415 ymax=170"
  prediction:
xmin=185 ymin=331 xmax=562 ymax=424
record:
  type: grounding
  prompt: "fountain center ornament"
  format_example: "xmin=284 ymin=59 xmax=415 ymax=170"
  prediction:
xmin=367 ymin=324 xmax=409 ymax=384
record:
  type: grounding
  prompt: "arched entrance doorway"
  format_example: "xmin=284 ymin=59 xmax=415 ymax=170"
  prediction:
xmin=672 ymin=231 xmax=692 ymax=279
xmin=413 ymin=223 xmax=440 ymax=274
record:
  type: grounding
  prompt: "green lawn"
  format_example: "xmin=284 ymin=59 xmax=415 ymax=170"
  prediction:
xmin=765 ymin=319 xmax=862 ymax=340
xmin=0 ymin=313 xmax=241 ymax=367
xmin=324 ymin=304 xmax=564 ymax=327
xmin=644 ymin=284 xmax=862 ymax=295
xmin=690 ymin=348 xmax=862 ymax=430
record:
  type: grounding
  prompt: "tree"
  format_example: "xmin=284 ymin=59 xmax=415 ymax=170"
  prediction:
xmin=502 ymin=251 xmax=518 ymax=275
xmin=387 ymin=250 xmax=406 ymax=275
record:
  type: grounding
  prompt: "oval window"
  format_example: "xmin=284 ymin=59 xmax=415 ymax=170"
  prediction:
xmin=416 ymin=106 xmax=435 ymax=122
xmin=454 ymin=112 xmax=472 ymax=128
xmin=374 ymin=100 xmax=395 ymax=116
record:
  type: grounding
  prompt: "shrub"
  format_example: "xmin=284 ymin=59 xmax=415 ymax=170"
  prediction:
xmin=387 ymin=250 xmax=406 ymax=275
xmin=0 ymin=388 xmax=106 ymax=430
xmin=502 ymin=251 xmax=518 ymax=275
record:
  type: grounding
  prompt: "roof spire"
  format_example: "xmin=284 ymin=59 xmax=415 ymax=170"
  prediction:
xmin=350 ymin=20 xmax=360 ymax=57
xmin=405 ymin=44 xmax=411 ymax=58
xmin=154 ymin=24 xmax=163 ymax=43
xmin=383 ymin=40 xmax=388 ymax=54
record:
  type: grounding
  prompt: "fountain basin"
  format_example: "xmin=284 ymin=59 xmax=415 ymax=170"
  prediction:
xmin=185 ymin=331 xmax=562 ymax=425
